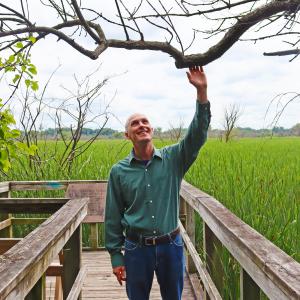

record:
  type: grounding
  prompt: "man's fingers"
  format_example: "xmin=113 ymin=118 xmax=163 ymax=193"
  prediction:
xmin=113 ymin=266 xmax=126 ymax=286
xmin=122 ymin=269 xmax=126 ymax=280
xmin=117 ymin=276 xmax=122 ymax=285
xmin=189 ymin=66 xmax=204 ymax=73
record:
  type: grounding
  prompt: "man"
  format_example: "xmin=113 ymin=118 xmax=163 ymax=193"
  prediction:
xmin=105 ymin=66 xmax=211 ymax=300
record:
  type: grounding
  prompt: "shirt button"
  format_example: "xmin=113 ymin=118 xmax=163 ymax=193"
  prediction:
xmin=152 ymin=215 xmax=155 ymax=219
xmin=150 ymin=200 xmax=153 ymax=203
xmin=153 ymin=230 xmax=156 ymax=234
xmin=145 ymin=169 xmax=148 ymax=172
xmin=147 ymin=184 xmax=151 ymax=187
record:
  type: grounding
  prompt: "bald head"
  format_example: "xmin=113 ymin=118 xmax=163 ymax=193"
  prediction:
xmin=125 ymin=113 xmax=149 ymax=132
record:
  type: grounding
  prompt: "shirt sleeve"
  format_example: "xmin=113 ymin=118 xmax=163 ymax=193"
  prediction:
xmin=105 ymin=166 xmax=125 ymax=268
xmin=174 ymin=101 xmax=211 ymax=176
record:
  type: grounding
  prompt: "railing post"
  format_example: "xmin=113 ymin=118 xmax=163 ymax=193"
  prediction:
xmin=90 ymin=223 xmax=98 ymax=250
xmin=240 ymin=268 xmax=260 ymax=300
xmin=62 ymin=225 xmax=82 ymax=299
xmin=25 ymin=274 xmax=46 ymax=300
xmin=179 ymin=196 xmax=187 ymax=227
xmin=203 ymin=223 xmax=224 ymax=299
xmin=186 ymin=202 xmax=197 ymax=274
xmin=0 ymin=191 xmax=12 ymax=238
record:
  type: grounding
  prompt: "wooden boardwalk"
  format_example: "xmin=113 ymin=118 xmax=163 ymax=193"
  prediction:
xmin=46 ymin=251 xmax=198 ymax=299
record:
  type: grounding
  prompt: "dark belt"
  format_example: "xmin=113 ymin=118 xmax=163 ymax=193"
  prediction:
xmin=126 ymin=227 xmax=180 ymax=246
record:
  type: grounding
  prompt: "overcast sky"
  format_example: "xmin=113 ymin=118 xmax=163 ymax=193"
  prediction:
xmin=2 ymin=1 xmax=300 ymax=131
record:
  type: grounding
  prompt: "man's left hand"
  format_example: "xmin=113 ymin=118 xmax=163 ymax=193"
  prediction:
xmin=186 ymin=66 xmax=208 ymax=103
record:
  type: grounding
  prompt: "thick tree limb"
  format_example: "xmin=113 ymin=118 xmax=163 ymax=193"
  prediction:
xmin=0 ymin=0 xmax=300 ymax=68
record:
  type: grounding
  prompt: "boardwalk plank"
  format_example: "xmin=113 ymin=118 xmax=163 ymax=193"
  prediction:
xmin=47 ymin=251 xmax=198 ymax=299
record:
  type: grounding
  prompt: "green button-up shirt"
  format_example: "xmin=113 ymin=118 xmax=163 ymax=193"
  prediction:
xmin=105 ymin=101 xmax=211 ymax=267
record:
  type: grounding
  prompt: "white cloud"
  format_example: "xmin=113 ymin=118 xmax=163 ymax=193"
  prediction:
xmin=2 ymin=1 xmax=300 ymax=131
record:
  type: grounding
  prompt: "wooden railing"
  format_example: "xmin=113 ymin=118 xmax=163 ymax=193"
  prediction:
xmin=1 ymin=180 xmax=107 ymax=250
xmin=1 ymin=180 xmax=300 ymax=300
xmin=179 ymin=180 xmax=300 ymax=300
xmin=0 ymin=181 xmax=89 ymax=300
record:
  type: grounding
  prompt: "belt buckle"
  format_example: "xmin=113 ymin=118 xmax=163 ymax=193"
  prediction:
xmin=145 ymin=237 xmax=156 ymax=246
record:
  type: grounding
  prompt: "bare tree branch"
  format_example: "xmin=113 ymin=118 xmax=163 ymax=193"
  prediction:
xmin=0 ymin=0 xmax=300 ymax=68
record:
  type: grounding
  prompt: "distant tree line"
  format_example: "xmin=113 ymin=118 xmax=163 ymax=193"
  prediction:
xmin=24 ymin=123 xmax=300 ymax=141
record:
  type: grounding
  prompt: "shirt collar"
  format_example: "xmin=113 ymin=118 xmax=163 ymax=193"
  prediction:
xmin=128 ymin=147 xmax=162 ymax=164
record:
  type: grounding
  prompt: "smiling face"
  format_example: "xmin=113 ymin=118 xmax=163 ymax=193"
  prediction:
xmin=125 ymin=113 xmax=154 ymax=145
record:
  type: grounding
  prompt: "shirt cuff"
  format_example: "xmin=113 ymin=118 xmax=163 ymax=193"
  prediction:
xmin=111 ymin=252 xmax=125 ymax=268
xmin=196 ymin=100 xmax=210 ymax=114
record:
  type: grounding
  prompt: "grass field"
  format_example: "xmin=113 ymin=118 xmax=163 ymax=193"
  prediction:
xmin=3 ymin=136 xmax=299 ymax=299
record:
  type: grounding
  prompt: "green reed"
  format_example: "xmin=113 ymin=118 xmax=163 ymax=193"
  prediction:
xmin=2 ymin=137 xmax=299 ymax=299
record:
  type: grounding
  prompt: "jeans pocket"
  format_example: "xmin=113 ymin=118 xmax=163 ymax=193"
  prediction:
xmin=172 ymin=234 xmax=184 ymax=247
xmin=125 ymin=239 xmax=139 ymax=251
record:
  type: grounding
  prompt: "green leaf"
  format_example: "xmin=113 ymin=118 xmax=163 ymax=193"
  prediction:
xmin=4 ymin=66 xmax=13 ymax=72
xmin=12 ymin=74 xmax=20 ymax=84
xmin=25 ymin=79 xmax=31 ymax=88
xmin=31 ymin=81 xmax=39 ymax=91
xmin=1 ymin=159 xmax=11 ymax=173
xmin=15 ymin=142 xmax=28 ymax=151
xmin=15 ymin=42 xmax=24 ymax=49
xmin=11 ymin=129 xmax=20 ymax=138
xmin=7 ymin=55 xmax=15 ymax=63
xmin=28 ymin=66 xmax=37 ymax=75
xmin=28 ymin=36 xmax=36 ymax=43
xmin=0 ymin=149 xmax=8 ymax=161
xmin=28 ymin=144 xmax=38 ymax=155
xmin=0 ymin=128 xmax=4 ymax=139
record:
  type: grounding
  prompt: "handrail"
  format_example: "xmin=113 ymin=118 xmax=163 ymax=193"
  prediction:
xmin=180 ymin=180 xmax=300 ymax=300
xmin=0 ymin=197 xmax=88 ymax=299
xmin=0 ymin=182 xmax=9 ymax=194
xmin=9 ymin=180 xmax=106 ymax=191
xmin=179 ymin=221 xmax=222 ymax=300
xmin=1 ymin=179 xmax=299 ymax=299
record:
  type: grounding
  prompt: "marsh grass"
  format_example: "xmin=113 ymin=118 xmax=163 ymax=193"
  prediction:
xmin=3 ymin=137 xmax=299 ymax=299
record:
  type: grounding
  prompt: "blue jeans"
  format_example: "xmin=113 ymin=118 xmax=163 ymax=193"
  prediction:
xmin=124 ymin=233 xmax=185 ymax=300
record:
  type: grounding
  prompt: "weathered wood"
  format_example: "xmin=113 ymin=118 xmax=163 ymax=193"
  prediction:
xmin=25 ymin=275 xmax=46 ymax=300
xmin=186 ymin=202 xmax=197 ymax=274
xmin=180 ymin=180 xmax=300 ymax=300
xmin=0 ymin=182 xmax=9 ymax=194
xmin=179 ymin=195 xmax=187 ymax=227
xmin=65 ymin=266 xmax=87 ymax=300
xmin=0 ymin=198 xmax=69 ymax=213
xmin=187 ymin=273 xmax=205 ymax=300
xmin=203 ymin=223 xmax=224 ymax=299
xmin=0 ymin=218 xmax=11 ymax=231
xmin=90 ymin=223 xmax=98 ymax=250
xmin=62 ymin=226 xmax=82 ymax=299
xmin=0 ymin=191 xmax=12 ymax=238
xmin=240 ymin=267 xmax=260 ymax=300
xmin=46 ymin=264 xmax=63 ymax=277
xmin=11 ymin=217 xmax=47 ymax=225
xmin=65 ymin=183 xmax=107 ymax=223
xmin=46 ymin=251 xmax=197 ymax=300
xmin=0 ymin=198 xmax=88 ymax=300
xmin=55 ymin=252 xmax=64 ymax=300
xmin=10 ymin=180 xmax=106 ymax=191
xmin=55 ymin=276 xmax=63 ymax=300
xmin=0 ymin=238 xmax=22 ymax=255
xmin=179 ymin=222 xmax=222 ymax=300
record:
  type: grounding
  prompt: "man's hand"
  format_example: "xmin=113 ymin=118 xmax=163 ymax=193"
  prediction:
xmin=113 ymin=266 xmax=126 ymax=285
xmin=186 ymin=66 xmax=208 ymax=103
